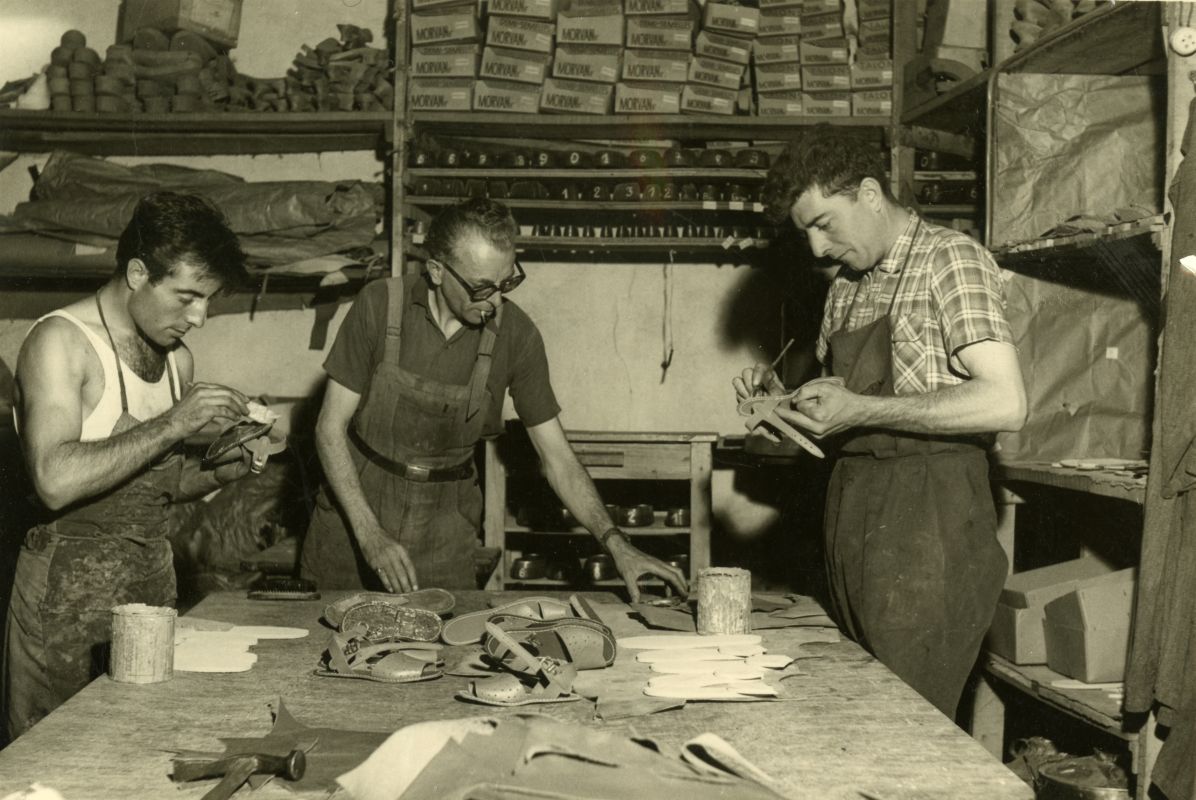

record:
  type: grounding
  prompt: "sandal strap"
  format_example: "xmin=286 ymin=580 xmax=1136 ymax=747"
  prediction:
xmin=483 ymin=621 xmax=577 ymax=697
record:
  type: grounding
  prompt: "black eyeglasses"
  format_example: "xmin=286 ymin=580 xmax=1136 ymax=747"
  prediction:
xmin=435 ymin=257 xmax=526 ymax=301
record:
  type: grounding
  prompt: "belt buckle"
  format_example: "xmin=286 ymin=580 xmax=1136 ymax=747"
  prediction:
xmin=405 ymin=464 xmax=432 ymax=482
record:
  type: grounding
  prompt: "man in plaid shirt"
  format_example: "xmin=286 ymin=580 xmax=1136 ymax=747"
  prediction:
xmin=734 ymin=129 xmax=1027 ymax=720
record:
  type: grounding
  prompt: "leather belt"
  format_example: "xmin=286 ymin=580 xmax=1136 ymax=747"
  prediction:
xmin=350 ymin=428 xmax=475 ymax=483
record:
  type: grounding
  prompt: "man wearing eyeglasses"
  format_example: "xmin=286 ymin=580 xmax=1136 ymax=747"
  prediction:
xmin=301 ymin=198 xmax=688 ymax=601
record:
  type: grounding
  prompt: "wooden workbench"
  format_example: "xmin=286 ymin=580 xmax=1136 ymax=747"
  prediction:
xmin=0 ymin=591 xmax=1032 ymax=800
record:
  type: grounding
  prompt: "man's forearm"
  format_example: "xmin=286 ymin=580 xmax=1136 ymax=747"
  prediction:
xmin=859 ymin=377 xmax=1024 ymax=435
xmin=30 ymin=414 xmax=180 ymax=509
xmin=317 ymin=425 xmax=382 ymax=539
xmin=541 ymin=454 xmax=616 ymax=539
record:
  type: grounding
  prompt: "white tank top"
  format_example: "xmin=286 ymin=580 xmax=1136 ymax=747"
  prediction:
xmin=25 ymin=309 xmax=180 ymax=441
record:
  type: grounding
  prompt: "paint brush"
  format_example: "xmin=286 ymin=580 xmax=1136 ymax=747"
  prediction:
xmin=754 ymin=337 xmax=796 ymax=396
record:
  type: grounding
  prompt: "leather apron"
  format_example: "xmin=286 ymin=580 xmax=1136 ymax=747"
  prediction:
xmin=821 ymin=223 xmax=1007 ymax=718
xmin=301 ymin=276 xmax=502 ymax=590
xmin=4 ymin=297 xmax=181 ymax=740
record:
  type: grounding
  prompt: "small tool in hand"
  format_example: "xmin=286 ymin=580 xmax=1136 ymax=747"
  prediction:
xmin=173 ymin=749 xmax=306 ymax=800
xmin=754 ymin=337 xmax=796 ymax=396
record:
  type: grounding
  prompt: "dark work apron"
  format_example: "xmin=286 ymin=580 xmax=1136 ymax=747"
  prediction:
xmin=301 ymin=276 xmax=501 ymax=590
xmin=822 ymin=222 xmax=1008 ymax=718
xmin=4 ymin=297 xmax=181 ymax=740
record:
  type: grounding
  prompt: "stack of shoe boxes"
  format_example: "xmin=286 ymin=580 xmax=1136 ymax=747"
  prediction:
xmin=752 ymin=0 xmax=801 ymax=115
xmin=544 ymin=0 xmax=621 ymax=113
xmin=618 ymin=0 xmax=695 ymax=114
xmin=475 ymin=0 xmax=557 ymax=112
xmin=685 ymin=1 xmax=756 ymax=115
xmin=852 ymin=0 xmax=892 ymax=116
xmin=798 ymin=0 xmax=849 ymax=117
xmin=410 ymin=0 xmax=481 ymax=111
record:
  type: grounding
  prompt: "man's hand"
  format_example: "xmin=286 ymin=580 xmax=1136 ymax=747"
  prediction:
xmin=167 ymin=382 xmax=250 ymax=439
xmin=732 ymin=364 xmax=785 ymax=402
xmin=357 ymin=525 xmax=419 ymax=593
xmin=211 ymin=447 xmax=253 ymax=486
xmin=778 ymin=376 xmax=858 ymax=437
xmin=607 ymin=535 xmax=688 ymax=604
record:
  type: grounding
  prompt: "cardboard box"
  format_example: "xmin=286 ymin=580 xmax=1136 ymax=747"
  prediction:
xmin=694 ymin=30 xmax=751 ymax=66
xmin=680 ymin=82 xmax=736 ymax=115
xmin=850 ymin=58 xmax=893 ymax=88
xmin=801 ymin=9 xmax=843 ymax=41
xmin=800 ymin=37 xmax=849 ymax=64
xmin=409 ymin=78 xmax=474 ymax=111
xmin=924 ymin=0 xmax=986 ymax=51
xmin=858 ymin=0 xmax=890 ymax=21
xmin=623 ymin=49 xmax=689 ymax=83
xmin=624 ymin=0 xmax=693 ymax=15
xmin=753 ymin=35 xmax=801 ymax=65
xmin=473 ymin=78 xmax=541 ymax=111
xmin=859 ymin=17 xmax=891 ymax=52
xmin=540 ymin=76 xmax=612 ymax=113
xmin=412 ymin=7 xmax=480 ymax=45
xmin=753 ymin=61 xmax=800 ymax=93
xmin=626 ymin=17 xmax=694 ymax=50
xmin=614 ymin=81 xmax=682 ymax=113
xmin=1044 ymin=568 xmax=1136 ymax=683
xmin=802 ymin=89 xmax=850 ymax=116
xmin=488 ymin=0 xmax=558 ymax=20
xmin=758 ymin=7 xmax=802 ymax=38
xmin=121 ymin=0 xmax=242 ymax=47
xmin=851 ymin=88 xmax=892 ymax=116
xmin=557 ymin=7 xmax=625 ymax=46
xmin=985 ymin=557 xmax=1114 ymax=665
xmin=411 ymin=44 xmax=481 ymax=79
xmin=702 ymin=3 xmax=760 ymax=39
xmin=801 ymin=0 xmax=840 ymax=12
xmin=802 ymin=64 xmax=849 ymax=92
xmin=688 ymin=56 xmax=744 ymax=91
xmin=757 ymin=0 xmax=802 ymax=10
xmin=416 ymin=0 xmax=473 ymax=10
xmin=487 ymin=16 xmax=555 ymax=53
xmin=553 ymin=45 xmax=621 ymax=83
xmin=480 ymin=47 xmax=552 ymax=84
xmin=757 ymin=90 xmax=802 ymax=116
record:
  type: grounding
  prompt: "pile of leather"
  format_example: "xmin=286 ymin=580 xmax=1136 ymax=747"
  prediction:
xmin=1008 ymin=0 xmax=1108 ymax=52
xmin=41 ymin=24 xmax=393 ymax=113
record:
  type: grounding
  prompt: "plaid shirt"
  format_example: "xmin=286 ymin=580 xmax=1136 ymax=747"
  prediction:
xmin=815 ymin=213 xmax=1013 ymax=395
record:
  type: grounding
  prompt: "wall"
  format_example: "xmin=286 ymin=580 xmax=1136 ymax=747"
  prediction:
xmin=0 ymin=0 xmax=813 ymax=580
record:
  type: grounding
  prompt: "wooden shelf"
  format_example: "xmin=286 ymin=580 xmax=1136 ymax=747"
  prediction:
xmin=991 ymin=216 xmax=1164 ymax=275
xmin=506 ymin=576 xmax=663 ymax=588
xmin=407 ymin=196 xmax=765 ymax=212
xmin=0 ymin=110 xmax=392 ymax=155
xmin=985 ymin=654 xmax=1130 ymax=742
xmin=410 ymin=112 xmax=891 ymax=139
xmin=406 ymin=167 xmax=767 ymax=181
xmin=994 ymin=461 xmax=1146 ymax=505
xmin=915 ymin=171 xmax=978 ymax=181
xmin=901 ymin=69 xmax=990 ymax=131
xmin=919 ymin=204 xmax=979 ymax=216
xmin=507 ymin=510 xmax=691 ymax=535
xmin=411 ymin=233 xmax=769 ymax=253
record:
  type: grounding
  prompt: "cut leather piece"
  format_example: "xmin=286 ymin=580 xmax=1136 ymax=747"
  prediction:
xmin=323 ymin=588 xmax=456 ymax=628
xmin=483 ymin=616 xmax=615 ymax=670
xmin=442 ymin=596 xmax=572 ymax=646
xmin=745 ymin=654 xmax=796 ymax=670
xmin=719 ymin=643 xmax=767 ymax=658
xmin=649 ymin=662 xmax=767 ymax=680
xmin=636 ymin=649 xmax=740 ymax=664
xmin=339 ymin=600 xmax=443 ymax=642
xmin=645 ymin=675 xmax=779 ymax=700
xmin=618 ymin=633 xmax=763 ymax=650
xmin=737 ymin=389 xmax=825 ymax=459
xmin=456 ymin=622 xmax=581 ymax=706
xmin=680 ymin=732 xmax=786 ymax=793
xmin=203 ymin=419 xmax=274 ymax=465
xmin=315 ymin=634 xmax=444 ymax=683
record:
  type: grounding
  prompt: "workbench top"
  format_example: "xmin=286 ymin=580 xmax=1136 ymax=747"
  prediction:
xmin=0 ymin=591 xmax=1032 ymax=800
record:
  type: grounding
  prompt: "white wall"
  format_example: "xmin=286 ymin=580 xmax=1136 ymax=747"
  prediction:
xmin=0 ymin=0 xmax=806 ymax=575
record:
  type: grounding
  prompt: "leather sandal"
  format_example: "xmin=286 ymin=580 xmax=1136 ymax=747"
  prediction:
xmin=482 ymin=615 xmax=615 ymax=670
xmin=315 ymin=633 xmax=444 ymax=683
xmin=339 ymin=600 xmax=444 ymax=642
xmin=441 ymin=596 xmax=572 ymax=646
xmin=323 ymin=588 xmax=456 ymax=629
xmin=456 ymin=622 xmax=581 ymax=706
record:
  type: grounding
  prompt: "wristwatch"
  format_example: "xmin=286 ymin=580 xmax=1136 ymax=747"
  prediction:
xmin=598 ymin=527 xmax=630 ymax=553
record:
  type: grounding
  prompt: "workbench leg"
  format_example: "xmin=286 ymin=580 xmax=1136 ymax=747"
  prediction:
xmin=971 ymin=673 xmax=1007 ymax=761
xmin=483 ymin=440 xmax=507 ymax=591
xmin=994 ymin=487 xmax=1022 ymax=575
xmin=689 ymin=441 xmax=713 ymax=580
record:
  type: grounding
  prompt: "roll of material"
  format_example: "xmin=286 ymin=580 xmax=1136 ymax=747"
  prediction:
xmin=696 ymin=567 xmax=752 ymax=635
xmin=110 ymin=603 xmax=177 ymax=684
xmin=67 ymin=61 xmax=94 ymax=80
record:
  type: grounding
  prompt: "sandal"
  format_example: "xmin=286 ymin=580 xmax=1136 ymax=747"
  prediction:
xmin=339 ymin=600 xmax=444 ymax=642
xmin=323 ymin=588 xmax=456 ymax=629
xmin=456 ymin=622 xmax=581 ymax=706
xmin=315 ymin=633 xmax=444 ymax=683
xmin=441 ymin=596 xmax=572 ymax=646
xmin=482 ymin=615 xmax=615 ymax=670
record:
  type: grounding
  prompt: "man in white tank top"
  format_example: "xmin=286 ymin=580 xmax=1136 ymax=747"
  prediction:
xmin=4 ymin=193 xmax=254 ymax=740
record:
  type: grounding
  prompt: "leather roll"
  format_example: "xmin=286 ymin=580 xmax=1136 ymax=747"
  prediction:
xmin=67 ymin=61 xmax=94 ymax=80
xmin=437 ymin=149 xmax=462 ymax=168
xmin=585 ymin=554 xmax=616 ymax=582
xmin=564 ymin=150 xmax=591 ymax=168
xmin=142 ymin=95 xmax=170 ymax=113
xmin=660 ymin=183 xmax=677 ymax=201
xmin=619 ymin=503 xmax=655 ymax=527
xmin=60 ymin=29 xmax=87 ymax=49
xmin=50 ymin=94 xmax=72 ymax=111
xmin=664 ymin=147 xmax=692 ymax=167
xmin=641 ymin=181 xmax=663 ymax=202
xmin=699 ymin=184 xmax=720 ymax=201
xmin=677 ymin=183 xmax=699 ymax=200
xmin=50 ymin=47 xmax=74 ymax=67
xmin=95 ymin=94 xmax=125 ymax=113
xmin=612 ymin=182 xmax=641 ymax=201
xmin=136 ymin=79 xmax=169 ymax=98
xmin=69 ymin=78 xmax=94 ymax=96
xmin=510 ymin=554 xmax=547 ymax=580
xmin=105 ymin=45 xmax=134 ymax=64
xmin=132 ymin=28 xmax=171 ymax=51
xmin=103 ymin=63 xmax=135 ymax=84
xmin=557 ymin=183 xmax=582 ymax=201
xmin=629 ymin=149 xmax=664 ymax=169
xmin=72 ymin=47 xmax=101 ymax=67
xmin=71 ymin=94 xmax=96 ymax=112
xmin=174 ymin=74 xmax=201 ymax=95
xmin=588 ymin=184 xmax=609 ymax=201
xmin=735 ymin=149 xmax=769 ymax=168
xmin=47 ymin=77 xmax=71 ymax=95
xmin=47 ymin=65 xmax=69 ymax=80
xmin=93 ymin=75 xmax=125 ymax=96
xmin=726 ymin=184 xmax=750 ymax=202
xmin=595 ymin=150 xmax=627 ymax=168
xmin=699 ymin=149 xmax=731 ymax=168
